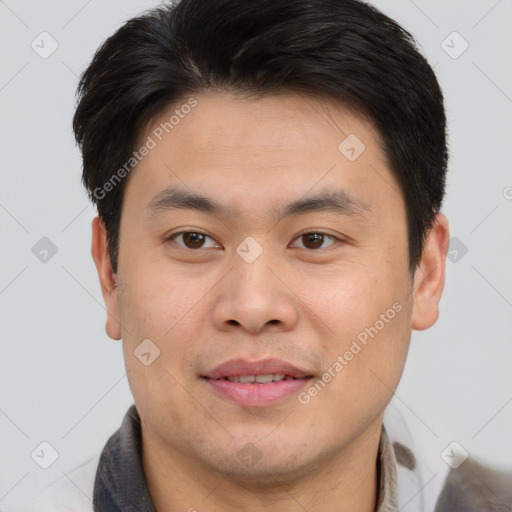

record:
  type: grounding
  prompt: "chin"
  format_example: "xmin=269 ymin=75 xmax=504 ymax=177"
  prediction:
xmin=213 ymin=458 xmax=314 ymax=488
xmin=197 ymin=437 xmax=331 ymax=487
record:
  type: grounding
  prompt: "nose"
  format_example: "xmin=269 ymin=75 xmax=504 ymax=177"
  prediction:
xmin=212 ymin=247 xmax=299 ymax=335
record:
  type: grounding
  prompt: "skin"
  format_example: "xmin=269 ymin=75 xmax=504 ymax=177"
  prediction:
xmin=91 ymin=91 xmax=449 ymax=512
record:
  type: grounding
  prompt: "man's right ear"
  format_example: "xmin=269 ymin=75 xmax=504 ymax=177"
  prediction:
xmin=91 ymin=216 xmax=122 ymax=340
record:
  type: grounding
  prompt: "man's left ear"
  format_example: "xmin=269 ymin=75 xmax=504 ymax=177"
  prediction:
xmin=411 ymin=212 xmax=450 ymax=331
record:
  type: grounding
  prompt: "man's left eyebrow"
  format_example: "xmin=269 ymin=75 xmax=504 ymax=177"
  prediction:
xmin=274 ymin=189 xmax=371 ymax=221
xmin=145 ymin=186 xmax=371 ymax=221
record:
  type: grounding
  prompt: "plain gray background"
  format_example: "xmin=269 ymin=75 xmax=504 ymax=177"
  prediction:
xmin=1 ymin=0 xmax=511 ymax=508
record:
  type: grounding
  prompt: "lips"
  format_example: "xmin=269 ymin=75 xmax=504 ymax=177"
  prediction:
xmin=202 ymin=358 xmax=314 ymax=407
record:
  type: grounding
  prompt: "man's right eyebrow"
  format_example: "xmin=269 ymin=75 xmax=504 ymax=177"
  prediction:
xmin=146 ymin=187 xmax=236 ymax=218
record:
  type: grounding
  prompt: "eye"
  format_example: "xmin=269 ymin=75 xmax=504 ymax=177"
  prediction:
xmin=167 ymin=231 xmax=220 ymax=250
xmin=290 ymin=231 xmax=339 ymax=250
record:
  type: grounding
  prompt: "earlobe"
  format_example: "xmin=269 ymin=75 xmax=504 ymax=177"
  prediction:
xmin=91 ymin=216 xmax=122 ymax=340
xmin=411 ymin=213 xmax=450 ymax=331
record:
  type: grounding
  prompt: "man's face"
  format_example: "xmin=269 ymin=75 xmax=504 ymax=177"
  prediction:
xmin=103 ymin=92 xmax=418 ymax=482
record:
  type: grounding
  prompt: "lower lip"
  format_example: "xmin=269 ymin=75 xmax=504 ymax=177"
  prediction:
xmin=205 ymin=378 xmax=311 ymax=407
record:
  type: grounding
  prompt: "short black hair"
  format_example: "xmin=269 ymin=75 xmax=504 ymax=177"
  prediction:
xmin=73 ymin=0 xmax=448 ymax=275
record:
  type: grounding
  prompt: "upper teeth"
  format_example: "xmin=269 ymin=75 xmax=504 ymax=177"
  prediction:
xmin=226 ymin=374 xmax=291 ymax=383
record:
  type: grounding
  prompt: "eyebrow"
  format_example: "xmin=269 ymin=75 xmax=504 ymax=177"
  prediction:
xmin=146 ymin=185 xmax=371 ymax=223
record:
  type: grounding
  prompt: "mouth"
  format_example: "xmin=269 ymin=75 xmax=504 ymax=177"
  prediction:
xmin=201 ymin=358 xmax=315 ymax=407
xmin=213 ymin=374 xmax=306 ymax=383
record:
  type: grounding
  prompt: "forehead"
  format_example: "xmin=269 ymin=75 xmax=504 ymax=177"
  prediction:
xmin=144 ymin=91 xmax=379 ymax=157
xmin=126 ymin=91 xmax=401 ymax=218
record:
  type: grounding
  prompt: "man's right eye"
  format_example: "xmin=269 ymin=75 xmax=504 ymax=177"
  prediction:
xmin=167 ymin=231 xmax=220 ymax=250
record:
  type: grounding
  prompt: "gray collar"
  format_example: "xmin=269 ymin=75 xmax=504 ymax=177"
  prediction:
xmin=376 ymin=426 xmax=400 ymax=512
xmin=93 ymin=404 xmax=156 ymax=511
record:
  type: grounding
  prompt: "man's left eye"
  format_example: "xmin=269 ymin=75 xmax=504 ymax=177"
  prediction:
xmin=290 ymin=232 xmax=339 ymax=250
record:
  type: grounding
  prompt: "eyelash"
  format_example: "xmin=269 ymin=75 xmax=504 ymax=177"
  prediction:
xmin=166 ymin=230 xmax=342 ymax=251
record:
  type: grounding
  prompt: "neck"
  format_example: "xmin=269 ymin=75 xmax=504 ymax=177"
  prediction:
xmin=142 ymin=416 xmax=383 ymax=512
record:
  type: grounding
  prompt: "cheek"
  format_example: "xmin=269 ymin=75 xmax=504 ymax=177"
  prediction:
xmin=120 ymin=281 xmax=201 ymax=430
xmin=308 ymin=268 xmax=397 ymax=337
xmin=117 ymin=268 xmax=202 ymax=401
xmin=309 ymin=263 xmax=412 ymax=391
xmin=117 ymin=258 xmax=202 ymax=337
xmin=333 ymin=297 xmax=412 ymax=400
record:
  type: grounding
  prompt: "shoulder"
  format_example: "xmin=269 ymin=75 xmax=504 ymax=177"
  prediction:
xmin=435 ymin=457 xmax=512 ymax=512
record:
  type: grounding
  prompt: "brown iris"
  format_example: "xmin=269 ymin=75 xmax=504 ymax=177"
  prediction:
xmin=301 ymin=233 xmax=325 ymax=249
xmin=181 ymin=232 xmax=207 ymax=249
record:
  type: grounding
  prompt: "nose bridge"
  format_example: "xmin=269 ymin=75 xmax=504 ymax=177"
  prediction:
xmin=232 ymin=235 xmax=280 ymax=306
xmin=213 ymin=235 xmax=298 ymax=333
